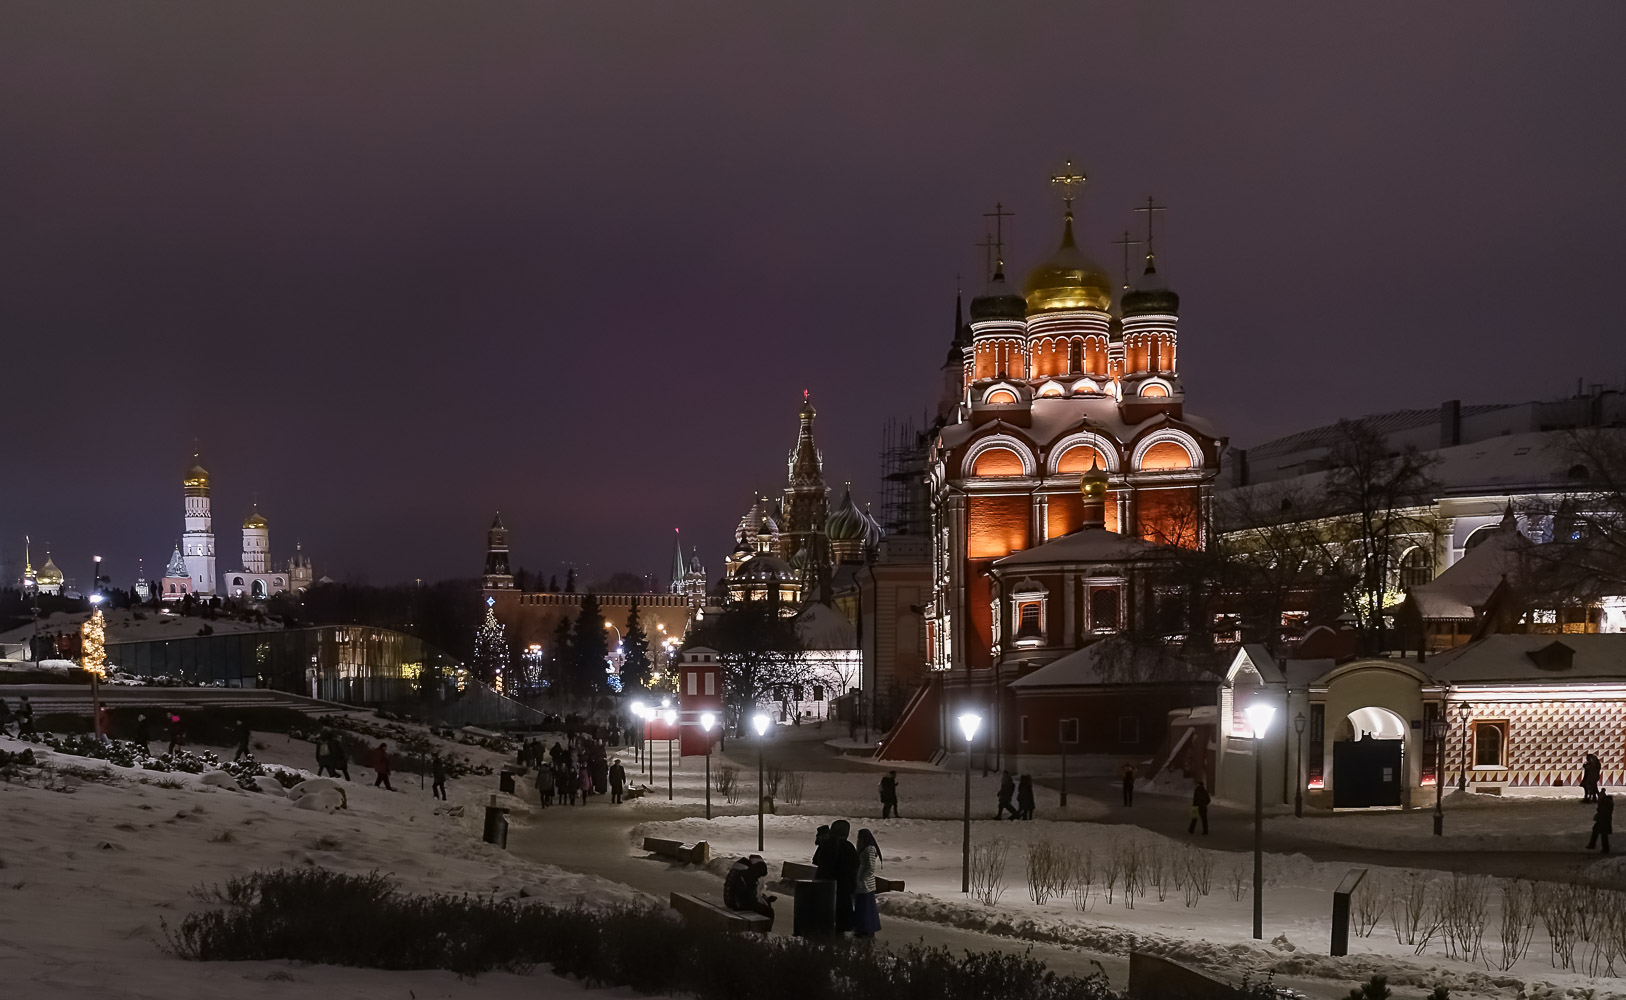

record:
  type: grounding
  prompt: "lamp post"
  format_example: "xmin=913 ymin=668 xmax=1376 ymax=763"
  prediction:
xmin=663 ymin=708 xmax=677 ymax=801
xmin=1293 ymin=712 xmax=1307 ymax=818
xmin=631 ymin=700 xmax=645 ymax=766
xmin=1431 ymin=717 xmax=1449 ymax=836
xmin=958 ymin=712 xmax=981 ymax=893
xmin=753 ymin=712 xmax=770 ymax=851
xmin=701 ymin=712 xmax=715 ymax=820
xmin=1244 ymin=702 xmax=1276 ymax=941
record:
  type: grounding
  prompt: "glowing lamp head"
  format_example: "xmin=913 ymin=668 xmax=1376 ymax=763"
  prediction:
xmin=662 ymin=709 xmax=677 ymax=726
xmin=752 ymin=713 xmax=770 ymax=737
xmin=701 ymin=712 xmax=715 ymax=732
xmin=957 ymin=712 xmax=982 ymax=743
xmin=88 ymin=593 xmax=105 ymax=606
xmin=631 ymin=700 xmax=646 ymax=717
xmin=1244 ymin=703 xmax=1276 ymax=741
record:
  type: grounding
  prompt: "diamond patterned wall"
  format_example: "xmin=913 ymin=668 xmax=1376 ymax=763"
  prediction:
xmin=1445 ymin=698 xmax=1626 ymax=789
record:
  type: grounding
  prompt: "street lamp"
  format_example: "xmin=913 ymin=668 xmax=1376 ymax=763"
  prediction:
xmin=701 ymin=712 xmax=716 ymax=820
xmin=1431 ymin=716 xmax=1450 ymax=836
xmin=1457 ymin=701 xmax=1471 ymax=791
xmin=1293 ymin=712 xmax=1307 ymax=818
xmin=958 ymin=712 xmax=982 ymax=893
xmin=663 ymin=707 xmax=678 ymax=801
xmin=1244 ymin=702 xmax=1276 ymax=941
xmin=753 ymin=712 xmax=770 ymax=851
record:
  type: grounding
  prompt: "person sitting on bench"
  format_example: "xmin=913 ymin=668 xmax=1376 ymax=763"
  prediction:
xmin=722 ymin=854 xmax=776 ymax=930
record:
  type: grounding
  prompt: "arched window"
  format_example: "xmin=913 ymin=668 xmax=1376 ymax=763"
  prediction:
xmin=972 ymin=446 xmax=1025 ymax=477
xmin=987 ymin=389 xmax=1018 ymax=405
xmin=1090 ymin=588 xmax=1120 ymax=632
xmin=1057 ymin=445 xmax=1109 ymax=474
xmin=1139 ymin=441 xmax=1192 ymax=471
xmin=1463 ymin=526 xmax=1494 ymax=552
xmin=1399 ymin=546 xmax=1433 ymax=589
xmin=1140 ymin=383 xmax=1169 ymax=398
xmin=1068 ymin=340 xmax=1082 ymax=372
xmin=1473 ymin=722 xmax=1506 ymax=767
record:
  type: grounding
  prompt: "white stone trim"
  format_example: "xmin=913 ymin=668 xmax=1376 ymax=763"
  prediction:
xmin=1130 ymin=427 xmax=1202 ymax=471
xmin=1137 ymin=377 xmax=1174 ymax=398
xmin=961 ymin=433 xmax=1037 ymax=478
xmin=980 ymin=381 xmax=1025 ymax=405
xmin=1046 ymin=431 xmax=1121 ymax=474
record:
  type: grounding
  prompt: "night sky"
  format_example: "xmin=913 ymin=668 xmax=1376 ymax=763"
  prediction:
xmin=4 ymin=4 xmax=1624 ymax=590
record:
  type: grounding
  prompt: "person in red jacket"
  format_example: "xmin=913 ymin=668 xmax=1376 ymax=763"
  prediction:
xmin=370 ymin=741 xmax=393 ymax=790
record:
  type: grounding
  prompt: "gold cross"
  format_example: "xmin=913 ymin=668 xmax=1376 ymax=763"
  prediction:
xmin=1051 ymin=160 xmax=1087 ymax=214
xmin=1111 ymin=230 xmax=1143 ymax=290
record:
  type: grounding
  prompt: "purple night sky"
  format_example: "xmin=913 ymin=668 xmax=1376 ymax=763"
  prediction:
xmin=3 ymin=4 xmax=1624 ymax=589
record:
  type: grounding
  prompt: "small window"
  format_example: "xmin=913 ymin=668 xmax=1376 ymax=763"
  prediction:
xmin=1017 ymin=602 xmax=1042 ymax=637
xmin=1020 ymin=716 xmax=1030 ymax=743
xmin=1059 ymin=718 xmax=1080 ymax=745
xmin=687 ymin=673 xmax=697 ymax=696
xmin=1473 ymin=722 xmax=1507 ymax=767
xmin=1090 ymin=588 xmax=1120 ymax=632
xmin=704 ymin=673 xmax=715 ymax=696
xmin=812 ymin=684 xmax=824 ymax=702
xmin=1118 ymin=716 xmax=1140 ymax=744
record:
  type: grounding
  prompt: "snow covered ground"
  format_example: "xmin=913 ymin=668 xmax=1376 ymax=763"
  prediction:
xmin=0 ymin=726 xmax=664 ymax=1000
xmin=636 ymin=758 xmax=1626 ymax=999
xmin=1264 ymin=789 xmax=1612 ymax=855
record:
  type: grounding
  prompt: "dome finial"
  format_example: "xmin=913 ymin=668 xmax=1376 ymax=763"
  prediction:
xmin=1050 ymin=159 xmax=1087 ymax=219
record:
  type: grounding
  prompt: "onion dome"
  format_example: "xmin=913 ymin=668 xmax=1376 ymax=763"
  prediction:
xmin=861 ymin=502 xmax=885 ymax=549
xmin=243 ymin=506 xmax=268 ymax=530
xmin=1121 ymin=252 xmax=1180 ymax=316
xmin=184 ymin=458 xmax=210 ymax=493
xmin=36 ymin=553 xmax=64 ymax=585
xmin=826 ymin=484 xmax=867 ymax=542
xmin=1080 ymin=453 xmax=1109 ymax=501
xmin=1023 ymin=215 xmax=1112 ymax=314
xmin=789 ymin=546 xmax=812 ymax=572
xmin=968 ymin=262 xmax=1027 ymax=322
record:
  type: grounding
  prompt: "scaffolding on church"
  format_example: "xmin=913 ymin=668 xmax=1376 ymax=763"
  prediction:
xmin=879 ymin=416 xmax=933 ymax=539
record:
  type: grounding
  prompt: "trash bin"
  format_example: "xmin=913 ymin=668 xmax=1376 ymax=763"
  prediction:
xmin=483 ymin=802 xmax=510 ymax=848
xmin=499 ymin=771 xmax=516 ymax=795
xmin=792 ymin=879 xmax=836 ymax=938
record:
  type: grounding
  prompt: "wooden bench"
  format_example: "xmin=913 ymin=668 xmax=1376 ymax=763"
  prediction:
xmin=669 ymin=892 xmax=771 ymax=933
xmin=777 ymin=860 xmax=903 ymax=892
xmin=641 ymin=837 xmax=710 ymax=865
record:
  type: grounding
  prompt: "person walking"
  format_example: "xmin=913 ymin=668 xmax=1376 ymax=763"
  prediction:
xmin=577 ymin=763 xmax=592 ymax=804
xmin=1121 ymin=763 xmax=1136 ymax=806
xmin=879 ymin=771 xmax=899 ymax=819
xmin=431 ymin=753 xmax=449 ymax=801
xmin=853 ymin=828 xmax=884 ymax=940
xmin=609 ymin=758 xmax=626 ymax=804
xmin=1589 ymin=787 xmax=1614 ymax=853
xmin=16 ymin=696 xmax=34 ymax=737
xmin=535 ymin=759 xmax=555 ymax=807
xmin=370 ymin=741 xmax=393 ymax=790
xmin=134 ymin=713 xmax=151 ymax=753
xmin=814 ymin=819 xmax=860 ymax=933
xmin=315 ymin=732 xmax=334 ymax=776
xmin=1016 ymin=774 xmax=1036 ymax=820
xmin=722 ymin=854 xmax=776 ymax=930
xmin=996 ymin=772 xmax=1018 ymax=820
xmin=330 ymin=735 xmax=351 ymax=781
xmin=234 ymin=720 xmax=252 ymax=762
xmin=166 ymin=713 xmax=184 ymax=754
xmin=1583 ymin=754 xmax=1602 ymax=803
xmin=1189 ymin=779 xmax=1211 ymax=835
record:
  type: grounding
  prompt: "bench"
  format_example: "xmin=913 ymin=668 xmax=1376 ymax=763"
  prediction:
xmin=778 ymin=860 xmax=903 ymax=892
xmin=642 ymin=837 xmax=710 ymax=865
xmin=670 ymin=892 xmax=771 ymax=933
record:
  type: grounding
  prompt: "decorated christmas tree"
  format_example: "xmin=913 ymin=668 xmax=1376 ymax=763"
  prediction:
xmin=619 ymin=598 xmax=653 ymax=690
xmin=473 ymin=596 xmax=511 ymax=690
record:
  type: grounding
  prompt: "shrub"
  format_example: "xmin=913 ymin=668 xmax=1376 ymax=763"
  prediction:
xmin=169 ymin=868 xmax=1124 ymax=999
xmin=970 ymin=838 xmax=1009 ymax=907
xmin=713 ymin=764 xmax=740 ymax=805
xmin=1352 ymin=873 xmax=1385 ymax=938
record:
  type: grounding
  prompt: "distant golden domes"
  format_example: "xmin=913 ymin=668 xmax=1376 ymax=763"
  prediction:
xmin=1024 ymin=216 xmax=1112 ymax=314
xmin=243 ymin=508 xmax=268 ymax=530
xmin=184 ymin=460 xmax=210 ymax=491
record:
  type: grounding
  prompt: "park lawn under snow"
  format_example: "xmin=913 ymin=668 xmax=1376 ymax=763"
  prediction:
xmin=0 ymin=730 xmax=660 ymax=1000
xmin=1263 ymin=789 xmax=1605 ymax=854
xmin=635 ymin=763 xmax=1626 ymax=1000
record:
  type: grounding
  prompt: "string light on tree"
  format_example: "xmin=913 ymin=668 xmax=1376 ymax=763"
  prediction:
xmin=81 ymin=604 xmax=107 ymax=678
xmin=474 ymin=595 xmax=511 ymax=691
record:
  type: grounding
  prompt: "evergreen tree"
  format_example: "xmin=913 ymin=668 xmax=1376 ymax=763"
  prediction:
xmin=548 ymin=574 xmax=560 ymax=592
xmin=571 ymin=591 xmax=609 ymax=697
xmin=549 ymin=611 xmax=575 ymax=695
xmin=620 ymin=598 xmax=653 ymax=690
xmin=473 ymin=598 xmax=511 ymax=689
xmin=564 ymin=567 xmax=577 ymax=593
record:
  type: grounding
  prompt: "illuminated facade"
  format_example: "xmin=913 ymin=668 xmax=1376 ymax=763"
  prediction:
xmin=879 ymin=168 xmax=1222 ymax=760
xmin=221 ymin=504 xmax=291 ymax=601
xmin=181 ymin=455 xmax=218 ymax=596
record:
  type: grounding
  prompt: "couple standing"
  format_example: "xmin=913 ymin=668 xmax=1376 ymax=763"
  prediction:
xmin=813 ymin=820 xmax=884 ymax=938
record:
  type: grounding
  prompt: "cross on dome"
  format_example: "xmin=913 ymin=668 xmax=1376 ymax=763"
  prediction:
xmin=1050 ymin=160 xmax=1087 ymax=216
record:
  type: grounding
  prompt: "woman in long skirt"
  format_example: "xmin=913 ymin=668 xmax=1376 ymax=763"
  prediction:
xmin=853 ymin=828 xmax=883 ymax=939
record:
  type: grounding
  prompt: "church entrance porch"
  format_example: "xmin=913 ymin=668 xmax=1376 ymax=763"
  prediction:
xmin=1332 ymin=734 xmax=1405 ymax=808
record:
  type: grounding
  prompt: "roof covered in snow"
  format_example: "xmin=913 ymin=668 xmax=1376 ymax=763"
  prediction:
xmin=1426 ymin=634 xmax=1626 ymax=684
xmin=795 ymin=603 xmax=858 ymax=651
xmin=994 ymin=527 xmax=1172 ymax=569
xmin=1410 ymin=516 xmax=1529 ymax=620
xmin=1009 ymin=636 xmax=1220 ymax=689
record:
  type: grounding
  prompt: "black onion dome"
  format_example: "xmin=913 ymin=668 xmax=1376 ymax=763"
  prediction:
xmin=1121 ymin=255 xmax=1180 ymax=316
xmin=969 ymin=266 xmax=1028 ymax=323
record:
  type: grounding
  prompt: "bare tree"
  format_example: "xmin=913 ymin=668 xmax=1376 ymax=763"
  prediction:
xmin=1520 ymin=429 xmax=1626 ymax=613
xmin=686 ymin=598 xmax=810 ymax=734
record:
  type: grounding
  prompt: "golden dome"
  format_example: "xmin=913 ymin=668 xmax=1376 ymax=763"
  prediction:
xmin=1023 ymin=216 xmax=1112 ymax=314
xmin=184 ymin=461 xmax=210 ymax=490
xmin=244 ymin=508 xmax=268 ymax=530
xmin=1080 ymin=452 xmax=1109 ymax=501
xmin=36 ymin=555 xmax=63 ymax=584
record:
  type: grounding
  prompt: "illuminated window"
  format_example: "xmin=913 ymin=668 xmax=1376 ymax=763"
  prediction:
xmin=704 ymin=673 xmax=715 ymax=695
xmin=687 ymin=672 xmax=697 ymax=695
xmin=1039 ymin=384 xmax=1063 ymax=398
xmin=1140 ymin=383 xmax=1169 ymax=398
xmin=1059 ymin=718 xmax=1079 ymax=744
xmin=1057 ymin=445 xmax=1108 ymax=474
xmin=987 ymin=389 xmax=1018 ymax=405
xmin=1016 ymin=602 xmax=1042 ymax=638
xmin=1473 ymin=722 xmax=1507 ymax=767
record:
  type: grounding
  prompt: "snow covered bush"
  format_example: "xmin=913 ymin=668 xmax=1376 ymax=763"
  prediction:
xmin=1352 ymin=873 xmax=1386 ymax=938
xmin=1024 ymin=839 xmax=1070 ymax=905
xmin=1437 ymin=872 xmax=1489 ymax=962
xmin=1181 ymin=844 xmax=1213 ymax=901
xmin=1492 ymin=878 xmax=1537 ymax=971
xmin=780 ymin=769 xmax=806 ymax=806
xmin=1069 ymin=848 xmax=1095 ymax=912
xmin=969 ymin=838 xmax=1009 ymax=907
xmin=712 ymin=764 xmax=740 ymax=804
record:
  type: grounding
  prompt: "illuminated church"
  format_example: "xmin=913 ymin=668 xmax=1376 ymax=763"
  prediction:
xmin=883 ymin=164 xmax=1225 ymax=760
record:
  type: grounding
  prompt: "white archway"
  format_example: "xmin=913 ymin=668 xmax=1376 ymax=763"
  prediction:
xmin=1346 ymin=706 xmax=1406 ymax=741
